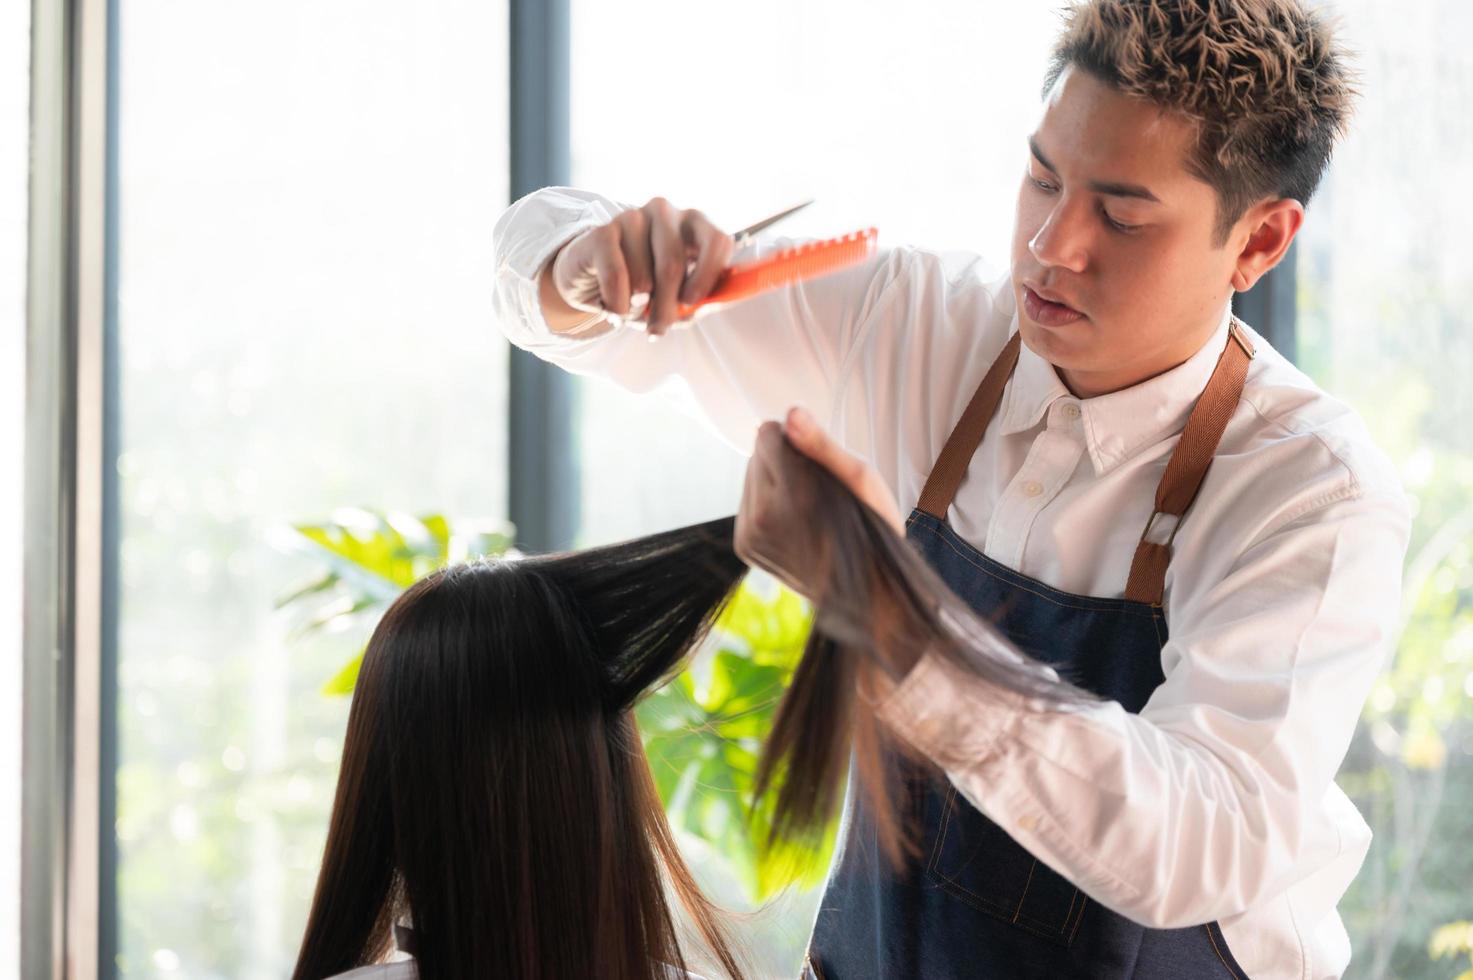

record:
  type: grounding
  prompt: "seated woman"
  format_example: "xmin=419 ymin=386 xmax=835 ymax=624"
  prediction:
xmin=292 ymin=431 xmax=1097 ymax=980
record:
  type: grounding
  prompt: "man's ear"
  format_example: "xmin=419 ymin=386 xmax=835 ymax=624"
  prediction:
xmin=1230 ymin=198 xmax=1305 ymax=293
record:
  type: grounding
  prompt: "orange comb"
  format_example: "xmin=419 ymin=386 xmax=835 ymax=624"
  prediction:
xmin=674 ymin=227 xmax=879 ymax=321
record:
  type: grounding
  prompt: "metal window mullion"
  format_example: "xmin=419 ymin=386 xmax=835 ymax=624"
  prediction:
xmin=507 ymin=0 xmax=578 ymax=555
xmin=24 ymin=0 xmax=113 ymax=975
xmin=24 ymin=0 xmax=77 ymax=972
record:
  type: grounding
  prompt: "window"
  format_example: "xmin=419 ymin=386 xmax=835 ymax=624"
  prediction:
xmin=112 ymin=3 xmax=508 ymax=974
xmin=36 ymin=1 xmax=1472 ymax=977
xmin=568 ymin=3 xmax=1062 ymax=973
xmin=1297 ymin=3 xmax=1473 ymax=976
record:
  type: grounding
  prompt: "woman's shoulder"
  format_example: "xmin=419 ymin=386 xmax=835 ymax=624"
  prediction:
xmin=323 ymin=962 xmax=418 ymax=980
xmin=322 ymin=961 xmax=696 ymax=979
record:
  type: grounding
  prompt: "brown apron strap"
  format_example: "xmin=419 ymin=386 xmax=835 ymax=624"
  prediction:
xmin=1123 ymin=319 xmax=1255 ymax=605
xmin=916 ymin=331 xmax=1022 ymax=519
xmin=913 ymin=317 xmax=1256 ymax=608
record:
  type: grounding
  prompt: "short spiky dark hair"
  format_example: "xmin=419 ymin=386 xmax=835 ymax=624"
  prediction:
xmin=1044 ymin=0 xmax=1358 ymax=243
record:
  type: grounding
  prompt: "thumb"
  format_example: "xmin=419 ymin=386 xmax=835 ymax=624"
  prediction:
xmin=783 ymin=406 xmax=854 ymax=480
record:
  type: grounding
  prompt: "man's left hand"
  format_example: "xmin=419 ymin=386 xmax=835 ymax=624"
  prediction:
xmin=734 ymin=406 xmax=905 ymax=599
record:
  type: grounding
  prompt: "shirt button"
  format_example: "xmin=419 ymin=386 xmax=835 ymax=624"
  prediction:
xmin=1063 ymin=404 xmax=1082 ymax=420
xmin=1022 ymin=480 xmax=1043 ymax=497
xmin=1017 ymin=814 xmax=1038 ymax=831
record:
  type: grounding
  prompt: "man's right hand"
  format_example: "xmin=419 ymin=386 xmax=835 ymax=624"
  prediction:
xmin=538 ymin=196 xmax=736 ymax=337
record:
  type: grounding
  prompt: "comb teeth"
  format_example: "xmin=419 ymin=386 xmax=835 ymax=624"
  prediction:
xmin=745 ymin=228 xmax=878 ymax=291
xmin=675 ymin=227 xmax=879 ymax=321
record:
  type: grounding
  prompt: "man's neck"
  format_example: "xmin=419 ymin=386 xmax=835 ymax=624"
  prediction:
xmin=1056 ymin=309 xmax=1229 ymax=398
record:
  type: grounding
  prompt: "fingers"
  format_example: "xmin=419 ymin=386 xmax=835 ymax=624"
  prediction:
xmin=734 ymin=421 xmax=784 ymax=566
xmin=679 ymin=211 xmax=735 ymax=307
xmin=590 ymin=225 xmax=632 ymax=316
xmin=784 ymin=407 xmax=866 ymax=487
xmin=784 ymin=406 xmax=905 ymax=534
xmin=616 ymin=212 xmax=653 ymax=317
xmin=562 ymin=197 xmax=736 ymax=336
xmin=645 ymin=199 xmax=687 ymax=335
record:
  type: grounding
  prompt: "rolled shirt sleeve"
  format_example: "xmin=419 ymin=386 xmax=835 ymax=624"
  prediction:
xmin=490 ymin=186 xmax=900 ymax=455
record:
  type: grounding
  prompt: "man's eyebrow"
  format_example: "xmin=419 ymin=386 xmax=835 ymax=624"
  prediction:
xmin=1028 ymin=136 xmax=1162 ymax=204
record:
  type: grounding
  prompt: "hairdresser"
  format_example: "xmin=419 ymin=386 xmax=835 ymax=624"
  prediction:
xmin=490 ymin=2 xmax=1410 ymax=977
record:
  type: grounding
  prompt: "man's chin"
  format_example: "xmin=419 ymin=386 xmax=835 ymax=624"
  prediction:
xmin=1019 ymin=313 xmax=1102 ymax=370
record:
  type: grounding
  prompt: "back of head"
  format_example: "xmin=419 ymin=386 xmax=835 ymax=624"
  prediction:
xmin=293 ymin=519 xmax=748 ymax=980
xmin=1045 ymin=0 xmax=1357 ymax=241
xmin=296 ymin=439 xmax=1113 ymax=980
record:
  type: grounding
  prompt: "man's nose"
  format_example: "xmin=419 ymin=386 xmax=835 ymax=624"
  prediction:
xmin=1028 ymin=197 xmax=1090 ymax=274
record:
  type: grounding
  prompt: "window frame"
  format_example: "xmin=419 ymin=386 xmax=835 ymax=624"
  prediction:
xmin=21 ymin=0 xmax=1299 ymax=973
xmin=24 ymin=0 xmax=115 ymax=976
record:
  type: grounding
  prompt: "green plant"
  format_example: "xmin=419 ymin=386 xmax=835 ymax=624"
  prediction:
xmin=274 ymin=507 xmax=514 ymax=694
xmin=277 ymin=508 xmax=834 ymax=902
xmin=636 ymin=580 xmax=836 ymax=901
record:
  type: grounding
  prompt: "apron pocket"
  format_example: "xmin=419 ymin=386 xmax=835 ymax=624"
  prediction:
xmin=925 ymin=783 xmax=1088 ymax=948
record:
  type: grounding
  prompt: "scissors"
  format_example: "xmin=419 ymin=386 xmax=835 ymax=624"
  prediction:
xmin=732 ymin=198 xmax=815 ymax=249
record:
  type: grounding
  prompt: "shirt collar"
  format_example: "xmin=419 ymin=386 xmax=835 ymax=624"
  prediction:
xmin=996 ymin=301 xmax=1234 ymax=476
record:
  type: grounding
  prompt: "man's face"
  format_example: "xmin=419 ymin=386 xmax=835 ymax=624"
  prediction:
xmin=1010 ymin=66 xmax=1240 ymax=397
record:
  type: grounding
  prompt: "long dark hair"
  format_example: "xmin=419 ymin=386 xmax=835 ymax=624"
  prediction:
xmin=292 ymin=521 xmax=751 ymax=980
xmin=293 ymin=436 xmax=1099 ymax=980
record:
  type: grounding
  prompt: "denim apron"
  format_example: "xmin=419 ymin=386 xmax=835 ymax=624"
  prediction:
xmin=805 ymin=321 xmax=1258 ymax=979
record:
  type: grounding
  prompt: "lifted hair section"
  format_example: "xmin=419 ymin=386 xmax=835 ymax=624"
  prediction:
xmin=1044 ymin=0 xmax=1358 ymax=241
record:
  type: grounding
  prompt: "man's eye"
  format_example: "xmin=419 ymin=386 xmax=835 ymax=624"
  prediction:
xmin=1103 ymin=210 xmax=1140 ymax=233
xmin=1030 ymin=177 xmax=1057 ymax=193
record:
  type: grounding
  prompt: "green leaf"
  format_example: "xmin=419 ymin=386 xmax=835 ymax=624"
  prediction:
xmin=637 ymin=577 xmax=832 ymax=902
xmin=278 ymin=508 xmax=516 ymax=697
xmin=321 ymin=650 xmax=364 ymax=697
xmin=272 ymin=570 xmax=341 ymax=610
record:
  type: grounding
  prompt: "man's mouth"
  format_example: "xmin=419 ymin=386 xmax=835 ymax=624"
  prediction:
xmin=1022 ymin=284 xmax=1086 ymax=327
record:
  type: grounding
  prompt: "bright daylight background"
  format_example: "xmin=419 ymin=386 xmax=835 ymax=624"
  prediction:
xmin=63 ymin=0 xmax=1473 ymax=977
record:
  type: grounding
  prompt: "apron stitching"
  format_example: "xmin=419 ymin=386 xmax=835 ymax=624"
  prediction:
xmin=1059 ymin=886 xmax=1083 ymax=940
xmin=1010 ymin=860 xmax=1038 ymax=924
xmin=927 ymin=785 xmax=958 ymax=873
xmin=1015 ymin=910 xmax=1071 ymax=933
xmin=912 ymin=519 xmax=1158 ymax=617
xmin=929 ymin=789 xmax=1077 ymax=938
xmin=1206 ymin=923 xmax=1250 ymax=980
xmin=938 ymin=881 xmax=1079 ymax=936
xmin=936 ymin=877 xmax=1020 ymax=918
xmin=1068 ymin=893 xmax=1089 ymax=943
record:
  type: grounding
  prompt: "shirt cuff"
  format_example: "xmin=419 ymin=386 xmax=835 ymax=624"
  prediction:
xmin=494 ymin=188 xmax=629 ymax=350
xmin=875 ymin=650 xmax=1030 ymax=771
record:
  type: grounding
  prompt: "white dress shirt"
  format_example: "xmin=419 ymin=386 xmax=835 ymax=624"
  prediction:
xmin=491 ymin=186 xmax=1413 ymax=980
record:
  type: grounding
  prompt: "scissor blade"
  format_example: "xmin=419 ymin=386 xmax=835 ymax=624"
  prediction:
xmin=733 ymin=199 xmax=816 ymax=240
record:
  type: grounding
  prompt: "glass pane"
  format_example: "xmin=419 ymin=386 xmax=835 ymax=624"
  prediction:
xmin=114 ymin=3 xmax=509 ymax=976
xmin=1297 ymin=2 xmax=1473 ymax=977
xmin=568 ymin=3 xmax=1063 ymax=551
xmin=569 ymin=3 xmax=1061 ymax=974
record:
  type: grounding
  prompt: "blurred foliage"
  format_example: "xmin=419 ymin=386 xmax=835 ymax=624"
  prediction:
xmin=275 ymin=508 xmax=514 ymax=694
xmin=1299 ymin=333 xmax=1473 ymax=975
xmin=636 ymin=582 xmax=835 ymax=901
xmin=1429 ymin=920 xmax=1473 ymax=980
xmin=280 ymin=509 xmax=832 ymax=903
